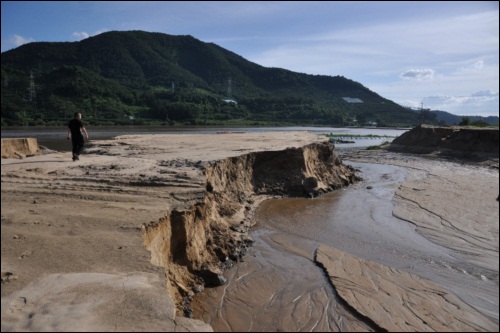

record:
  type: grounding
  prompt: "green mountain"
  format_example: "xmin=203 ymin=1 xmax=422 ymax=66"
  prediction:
xmin=1 ymin=30 xmax=419 ymax=126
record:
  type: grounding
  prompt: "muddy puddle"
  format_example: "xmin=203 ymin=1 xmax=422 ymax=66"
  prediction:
xmin=193 ymin=160 xmax=499 ymax=331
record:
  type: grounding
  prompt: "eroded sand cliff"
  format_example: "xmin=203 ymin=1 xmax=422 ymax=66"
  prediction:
xmin=388 ymin=125 xmax=499 ymax=160
xmin=1 ymin=138 xmax=41 ymax=159
xmin=141 ymin=140 xmax=357 ymax=316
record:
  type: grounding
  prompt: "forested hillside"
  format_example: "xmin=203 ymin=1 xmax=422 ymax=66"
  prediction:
xmin=1 ymin=30 xmax=419 ymax=126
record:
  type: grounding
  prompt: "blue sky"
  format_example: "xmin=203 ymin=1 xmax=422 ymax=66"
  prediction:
xmin=2 ymin=1 xmax=498 ymax=117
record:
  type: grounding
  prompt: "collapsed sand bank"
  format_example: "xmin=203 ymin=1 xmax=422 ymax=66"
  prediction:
xmin=1 ymin=138 xmax=41 ymax=159
xmin=1 ymin=131 xmax=357 ymax=331
xmin=388 ymin=125 xmax=499 ymax=160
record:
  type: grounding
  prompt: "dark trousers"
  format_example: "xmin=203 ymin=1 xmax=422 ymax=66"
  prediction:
xmin=72 ymin=140 xmax=84 ymax=156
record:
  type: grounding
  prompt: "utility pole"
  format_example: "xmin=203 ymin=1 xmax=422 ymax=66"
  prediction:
xmin=227 ymin=78 xmax=232 ymax=99
xmin=419 ymin=102 xmax=424 ymax=126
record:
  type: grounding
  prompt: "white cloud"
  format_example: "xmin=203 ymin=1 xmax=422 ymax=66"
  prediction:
xmin=93 ymin=29 xmax=109 ymax=36
xmin=400 ymin=69 xmax=435 ymax=81
xmin=249 ymin=10 xmax=498 ymax=89
xmin=72 ymin=32 xmax=90 ymax=40
xmin=422 ymin=91 xmax=499 ymax=116
xmin=12 ymin=34 xmax=34 ymax=47
xmin=472 ymin=90 xmax=498 ymax=97
xmin=2 ymin=34 xmax=35 ymax=50
xmin=471 ymin=60 xmax=484 ymax=70
xmin=454 ymin=59 xmax=489 ymax=75
xmin=72 ymin=29 xmax=109 ymax=41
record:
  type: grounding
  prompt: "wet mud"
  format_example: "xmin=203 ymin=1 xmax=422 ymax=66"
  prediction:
xmin=193 ymin=157 xmax=499 ymax=331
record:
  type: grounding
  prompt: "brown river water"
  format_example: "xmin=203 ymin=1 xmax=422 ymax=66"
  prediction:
xmin=193 ymin=160 xmax=499 ymax=331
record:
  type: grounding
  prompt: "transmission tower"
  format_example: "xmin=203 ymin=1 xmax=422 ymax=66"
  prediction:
xmin=171 ymin=81 xmax=175 ymax=93
xmin=419 ymin=102 xmax=424 ymax=125
xmin=227 ymin=77 xmax=232 ymax=98
xmin=29 ymin=71 xmax=36 ymax=102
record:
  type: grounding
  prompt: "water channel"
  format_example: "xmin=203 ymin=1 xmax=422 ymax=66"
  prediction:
xmin=192 ymin=160 xmax=499 ymax=331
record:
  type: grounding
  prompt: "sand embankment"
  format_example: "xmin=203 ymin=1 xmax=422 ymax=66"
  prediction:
xmin=388 ymin=125 xmax=499 ymax=160
xmin=1 ymin=131 xmax=357 ymax=332
xmin=1 ymin=138 xmax=41 ymax=159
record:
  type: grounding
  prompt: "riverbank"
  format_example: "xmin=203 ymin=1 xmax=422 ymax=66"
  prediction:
xmin=2 ymin=130 xmax=498 ymax=332
xmin=192 ymin=149 xmax=498 ymax=331
xmin=1 ymin=131 xmax=356 ymax=332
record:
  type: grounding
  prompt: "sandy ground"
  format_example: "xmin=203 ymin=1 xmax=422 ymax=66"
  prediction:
xmin=2 ymin=132 xmax=498 ymax=332
xmin=1 ymin=132 xmax=324 ymax=332
xmin=193 ymin=149 xmax=499 ymax=332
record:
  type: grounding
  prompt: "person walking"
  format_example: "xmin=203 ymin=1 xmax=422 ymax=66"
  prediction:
xmin=67 ymin=112 xmax=89 ymax=161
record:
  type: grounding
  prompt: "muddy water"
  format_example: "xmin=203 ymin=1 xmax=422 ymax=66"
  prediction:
xmin=193 ymin=161 xmax=499 ymax=331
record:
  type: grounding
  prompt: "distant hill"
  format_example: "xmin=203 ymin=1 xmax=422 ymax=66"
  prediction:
xmin=1 ymin=30 xmax=419 ymax=126
xmin=404 ymin=108 xmax=498 ymax=126
xmin=431 ymin=110 xmax=499 ymax=126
